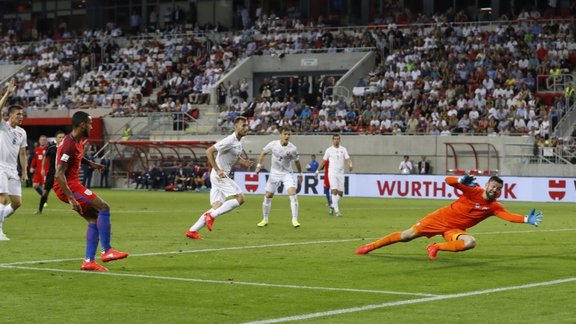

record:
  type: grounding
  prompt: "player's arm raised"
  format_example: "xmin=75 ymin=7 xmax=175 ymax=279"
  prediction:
xmin=0 ymin=78 xmax=16 ymax=109
xmin=446 ymin=175 xmax=477 ymax=192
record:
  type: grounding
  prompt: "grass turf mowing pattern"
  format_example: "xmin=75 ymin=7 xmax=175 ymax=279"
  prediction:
xmin=0 ymin=188 xmax=574 ymax=323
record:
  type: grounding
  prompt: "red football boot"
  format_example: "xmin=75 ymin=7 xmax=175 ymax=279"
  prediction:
xmin=101 ymin=248 xmax=129 ymax=263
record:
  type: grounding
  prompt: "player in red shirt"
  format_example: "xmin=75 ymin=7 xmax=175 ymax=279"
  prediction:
xmin=29 ymin=135 xmax=49 ymax=197
xmin=54 ymin=111 xmax=128 ymax=271
xmin=355 ymin=175 xmax=543 ymax=260
xmin=323 ymin=161 xmax=333 ymax=215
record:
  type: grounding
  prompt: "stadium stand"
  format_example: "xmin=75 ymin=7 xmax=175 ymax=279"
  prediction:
xmin=1 ymin=3 xmax=574 ymax=179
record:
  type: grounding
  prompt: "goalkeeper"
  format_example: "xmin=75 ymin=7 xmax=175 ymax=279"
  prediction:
xmin=355 ymin=175 xmax=543 ymax=260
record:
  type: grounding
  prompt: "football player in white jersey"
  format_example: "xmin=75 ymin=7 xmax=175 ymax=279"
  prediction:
xmin=186 ymin=116 xmax=253 ymax=240
xmin=0 ymin=79 xmax=28 ymax=241
xmin=254 ymin=126 xmax=304 ymax=228
xmin=315 ymin=134 xmax=352 ymax=217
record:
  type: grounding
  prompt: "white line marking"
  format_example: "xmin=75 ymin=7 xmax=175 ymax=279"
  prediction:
xmin=243 ymin=277 xmax=576 ymax=324
xmin=0 ymin=265 xmax=437 ymax=297
xmin=30 ymin=205 xmax=431 ymax=214
xmin=0 ymin=239 xmax=360 ymax=266
xmin=2 ymin=228 xmax=573 ymax=267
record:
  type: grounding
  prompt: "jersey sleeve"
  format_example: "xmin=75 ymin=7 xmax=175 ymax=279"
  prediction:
xmin=214 ymin=135 xmax=233 ymax=153
xmin=322 ymin=148 xmax=330 ymax=161
xmin=343 ymin=147 xmax=350 ymax=159
xmin=492 ymin=203 xmax=525 ymax=223
xmin=262 ymin=141 xmax=274 ymax=154
xmin=59 ymin=138 xmax=77 ymax=166
xmin=445 ymin=176 xmax=477 ymax=194
xmin=20 ymin=131 xmax=27 ymax=149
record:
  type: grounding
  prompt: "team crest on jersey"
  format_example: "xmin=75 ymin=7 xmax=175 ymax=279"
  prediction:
xmin=61 ymin=154 xmax=70 ymax=162
xmin=548 ymin=179 xmax=566 ymax=201
xmin=84 ymin=189 xmax=93 ymax=195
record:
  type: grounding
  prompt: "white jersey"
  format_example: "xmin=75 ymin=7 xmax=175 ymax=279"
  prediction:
xmin=0 ymin=119 xmax=27 ymax=171
xmin=263 ymin=140 xmax=299 ymax=176
xmin=323 ymin=145 xmax=350 ymax=175
xmin=399 ymin=160 xmax=413 ymax=174
xmin=214 ymin=132 xmax=244 ymax=176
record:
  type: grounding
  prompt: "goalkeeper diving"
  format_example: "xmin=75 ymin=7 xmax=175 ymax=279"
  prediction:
xmin=355 ymin=175 xmax=543 ymax=260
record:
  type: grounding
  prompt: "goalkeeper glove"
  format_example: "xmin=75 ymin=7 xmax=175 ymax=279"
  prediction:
xmin=458 ymin=174 xmax=477 ymax=187
xmin=525 ymin=208 xmax=543 ymax=227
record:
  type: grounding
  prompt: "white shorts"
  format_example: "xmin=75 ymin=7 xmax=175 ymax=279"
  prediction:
xmin=0 ymin=169 xmax=22 ymax=196
xmin=265 ymin=173 xmax=296 ymax=194
xmin=328 ymin=172 xmax=345 ymax=192
xmin=209 ymin=171 xmax=243 ymax=205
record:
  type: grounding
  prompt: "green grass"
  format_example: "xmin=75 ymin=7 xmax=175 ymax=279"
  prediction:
xmin=1 ymin=188 xmax=574 ymax=323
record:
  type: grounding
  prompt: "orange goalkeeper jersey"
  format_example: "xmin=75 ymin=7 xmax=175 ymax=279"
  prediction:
xmin=431 ymin=177 xmax=525 ymax=230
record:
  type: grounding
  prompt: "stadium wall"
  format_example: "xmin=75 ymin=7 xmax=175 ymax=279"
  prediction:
xmin=143 ymin=134 xmax=573 ymax=177
xmin=102 ymin=120 xmax=574 ymax=178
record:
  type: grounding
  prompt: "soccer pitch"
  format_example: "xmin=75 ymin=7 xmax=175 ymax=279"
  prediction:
xmin=1 ymin=188 xmax=574 ymax=323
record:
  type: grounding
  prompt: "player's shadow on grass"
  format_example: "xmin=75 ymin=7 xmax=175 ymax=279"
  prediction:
xmin=360 ymin=250 xmax=567 ymax=273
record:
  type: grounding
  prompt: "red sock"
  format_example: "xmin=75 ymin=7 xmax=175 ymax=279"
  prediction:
xmin=436 ymin=240 xmax=466 ymax=252
xmin=372 ymin=231 xmax=402 ymax=249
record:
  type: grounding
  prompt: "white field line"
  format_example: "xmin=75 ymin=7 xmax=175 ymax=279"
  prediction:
xmin=0 ymin=228 xmax=576 ymax=266
xmin=0 ymin=264 xmax=438 ymax=297
xmin=0 ymin=238 xmax=360 ymax=266
xmin=27 ymin=205 xmax=432 ymax=214
xmin=243 ymin=277 xmax=576 ymax=324
xmin=1 ymin=229 xmax=574 ymax=314
xmin=1 ymin=228 xmax=573 ymax=267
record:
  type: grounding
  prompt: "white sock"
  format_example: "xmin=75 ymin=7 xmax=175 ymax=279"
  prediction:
xmin=3 ymin=204 xmax=14 ymax=218
xmin=212 ymin=199 xmax=240 ymax=218
xmin=332 ymin=194 xmax=340 ymax=213
xmin=262 ymin=197 xmax=272 ymax=221
xmin=289 ymin=195 xmax=298 ymax=220
xmin=0 ymin=205 xmax=5 ymax=232
xmin=189 ymin=208 xmax=214 ymax=232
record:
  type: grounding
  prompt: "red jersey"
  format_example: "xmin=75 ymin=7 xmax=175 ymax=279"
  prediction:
xmin=432 ymin=177 xmax=524 ymax=230
xmin=30 ymin=146 xmax=48 ymax=174
xmin=55 ymin=133 xmax=85 ymax=183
